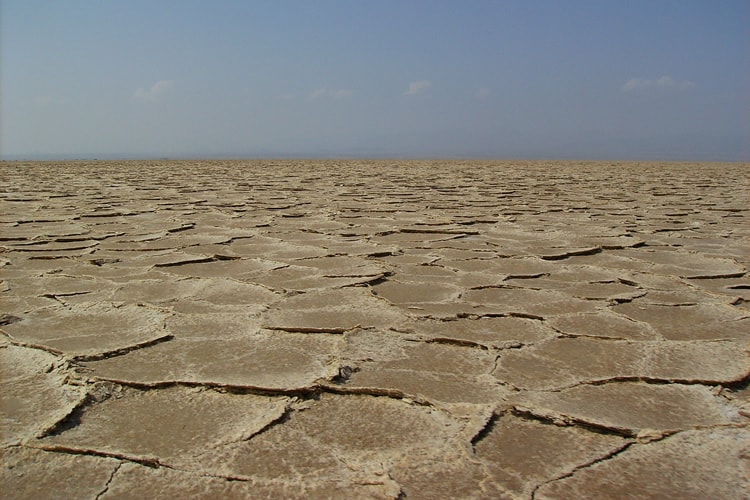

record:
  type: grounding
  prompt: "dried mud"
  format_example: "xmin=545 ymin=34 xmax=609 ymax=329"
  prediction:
xmin=1 ymin=159 xmax=749 ymax=498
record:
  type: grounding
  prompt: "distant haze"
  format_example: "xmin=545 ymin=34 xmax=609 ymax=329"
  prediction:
xmin=2 ymin=1 xmax=748 ymax=161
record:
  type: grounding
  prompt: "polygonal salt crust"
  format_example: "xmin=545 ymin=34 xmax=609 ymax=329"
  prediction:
xmin=494 ymin=338 xmax=642 ymax=390
xmin=463 ymin=287 xmax=600 ymax=316
xmin=391 ymin=454 xmax=512 ymax=500
xmin=1 ymin=302 xmax=171 ymax=358
xmin=562 ymin=252 xmax=654 ymax=273
xmin=8 ymin=240 xmax=99 ymax=254
xmin=546 ymin=281 xmax=643 ymax=301
xmin=265 ymin=393 xmax=460 ymax=459
xmin=315 ymin=239 xmax=398 ymax=258
xmin=164 ymin=313 xmax=266 ymax=340
xmin=623 ymin=248 xmax=746 ymax=278
xmin=435 ymin=258 xmax=508 ymax=274
xmin=245 ymin=265 xmax=382 ymax=292
xmin=473 ymin=413 xmax=627 ymax=497
xmin=261 ymin=288 xmax=404 ymax=332
xmin=379 ymin=341 xmax=496 ymax=374
xmin=612 ymin=302 xmax=750 ymax=341
xmin=41 ymin=386 xmax=289 ymax=470
xmin=222 ymin=236 xmax=331 ymax=260
xmin=3 ymin=160 xmax=749 ymax=498
xmin=371 ymin=280 xmax=463 ymax=305
xmin=347 ymin=368 xmax=507 ymax=405
xmin=0 ymin=256 xmax=74 ymax=278
xmin=535 ymin=428 xmax=750 ymax=499
xmin=546 ymin=311 xmax=659 ymax=340
xmin=391 ymin=264 xmax=458 ymax=280
xmin=493 ymin=337 xmax=749 ymax=390
xmin=512 ymin=382 xmax=742 ymax=435
xmin=83 ymin=333 xmax=341 ymax=389
xmin=1 ymin=346 xmax=86 ymax=446
xmin=155 ymin=257 xmax=283 ymax=280
xmin=370 ymin=232 xmax=465 ymax=245
xmin=405 ymin=316 xmax=556 ymax=348
xmin=639 ymin=288 xmax=723 ymax=305
xmin=0 ymin=221 xmax=90 ymax=239
xmin=120 ymin=277 xmax=280 ymax=312
xmin=687 ymin=277 xmax=750 ymax=301
xmin=102 ymin=462 xmax=402 ymax=499
xmin=0 ymin=446 xmax=119 ymax=499
xmin=31 ymin=274 xmax=113 ymax=299
xmin=288 ymin=255 xmax=389 ymax=276
xmin=475 ymin=256 xmax=559 ymax=277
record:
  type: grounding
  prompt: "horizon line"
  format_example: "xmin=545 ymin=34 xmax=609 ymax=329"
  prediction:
xmin=2 ymin=155 xmax=748 ymax=164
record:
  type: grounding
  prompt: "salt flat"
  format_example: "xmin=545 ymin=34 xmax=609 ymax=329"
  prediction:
xmin=1 ymin=159 xmax=749 ymax=498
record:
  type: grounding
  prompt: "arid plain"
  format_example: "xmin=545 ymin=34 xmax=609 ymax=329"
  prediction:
xmin=1 ymin=160 xmax=749 ymax=498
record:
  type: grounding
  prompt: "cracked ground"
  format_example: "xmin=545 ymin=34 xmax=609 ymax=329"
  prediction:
xmin=1 ymin=159 xmax=749 ymax=499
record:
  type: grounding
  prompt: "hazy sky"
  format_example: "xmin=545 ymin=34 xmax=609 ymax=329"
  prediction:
xmin=2 ymin=1 xmax=748 ymax=160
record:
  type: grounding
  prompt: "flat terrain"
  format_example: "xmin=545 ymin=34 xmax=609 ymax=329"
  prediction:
xmin=1 ymin=160 xmax=749 ymax=498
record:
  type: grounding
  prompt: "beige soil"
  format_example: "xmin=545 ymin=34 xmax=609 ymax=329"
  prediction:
xmin=1 ymin=159 xmax=749 ymax=498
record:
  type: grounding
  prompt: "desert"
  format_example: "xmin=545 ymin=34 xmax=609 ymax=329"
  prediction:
xmin=1 ymin=159 xmax=749 ymax=498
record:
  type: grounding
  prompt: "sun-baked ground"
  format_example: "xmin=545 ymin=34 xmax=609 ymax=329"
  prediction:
xmin=2 ymin=160 xmax=749 ymax=498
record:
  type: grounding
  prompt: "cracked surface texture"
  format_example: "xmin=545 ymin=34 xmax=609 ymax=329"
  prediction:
xmin=1 ymin=159 xmax=749 ymax=499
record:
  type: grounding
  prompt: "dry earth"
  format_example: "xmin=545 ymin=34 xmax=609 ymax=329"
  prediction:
xmin=1 ymin=159 xmax=749 ymax=499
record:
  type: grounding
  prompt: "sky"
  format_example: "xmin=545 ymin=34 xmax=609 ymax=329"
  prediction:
xmin=2 ymin=0 xmax=749 ymax=161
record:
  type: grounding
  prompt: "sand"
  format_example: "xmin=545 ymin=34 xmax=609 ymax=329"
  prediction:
xmin=1 ymin=159 xmax=748 ymax=498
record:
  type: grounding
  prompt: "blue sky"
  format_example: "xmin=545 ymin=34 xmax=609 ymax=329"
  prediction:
xmin=2 ymin=1 xmax=748 ymax=160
